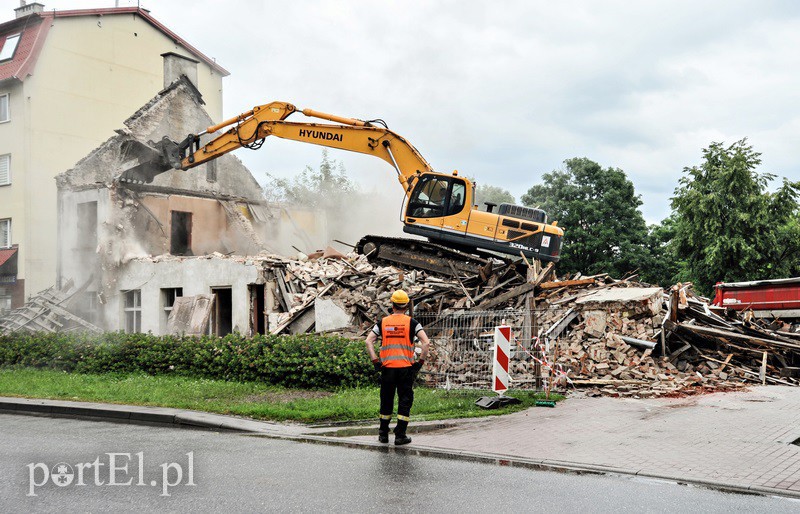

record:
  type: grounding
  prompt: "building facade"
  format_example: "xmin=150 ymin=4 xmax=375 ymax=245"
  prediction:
xmin=0 ymin=3 xmax=228 ymax=311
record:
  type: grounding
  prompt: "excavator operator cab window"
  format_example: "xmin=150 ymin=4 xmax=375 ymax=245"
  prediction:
xmin=407 ymin=175 xmax=467 ymax=218
xmin=448 ymin=182 xmax=466 ymax=215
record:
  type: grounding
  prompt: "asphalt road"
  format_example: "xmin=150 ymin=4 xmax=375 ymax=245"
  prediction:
xmin=0 ymin=414 xmax=798 ymax=513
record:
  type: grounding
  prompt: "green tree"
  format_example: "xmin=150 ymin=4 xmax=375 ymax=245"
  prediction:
xmin=474 ymin=183 xmax=516 ymax=208
xmin=671 ymin=139 xmax=800 ymax=294
xmin=521 ymin=157 xmax=650 ymax=278
xmin=264 ymin=149 xmax=359 ymax=215
xmin=639 ymin=216 xmax=684 ymax=287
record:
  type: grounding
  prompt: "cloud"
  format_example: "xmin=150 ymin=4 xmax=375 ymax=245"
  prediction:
xmin=29 ymin=0 xmax=800 ymax=226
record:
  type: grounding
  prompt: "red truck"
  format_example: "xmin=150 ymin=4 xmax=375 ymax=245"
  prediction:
xmin=712 ymin=277 xmax=800 ymax=325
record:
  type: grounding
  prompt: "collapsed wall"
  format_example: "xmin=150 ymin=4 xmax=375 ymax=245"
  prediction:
xmin=54 ymin=76 xmax=277 ymax=330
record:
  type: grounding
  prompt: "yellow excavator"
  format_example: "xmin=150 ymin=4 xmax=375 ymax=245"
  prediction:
xmin=120 ymin=101 xmax=564 ymax=275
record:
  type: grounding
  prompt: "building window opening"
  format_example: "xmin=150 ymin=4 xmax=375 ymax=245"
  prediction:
xmin=0 ymin=93 xmax=8 ymax=123
xmin=170 ymin=211 xmax=192 ymax=256
xmin=123 ymin=289 xmax=141 ymax=333
xmin=206 ymin=160 xmax=217 ymax=183
xmin=0 ymin=287 xmax=11 ymax=315
xmin=0 ymin=34 xmax=20 ymax=62
xmin=76 ymin=291 xmax=100 ymax=326
xmin=161 ymin=287 xmax=183 ymax=330
xmin=0 ymin=218 xmax=10 ymax=248
xmin=0 ymin=154 xmax=9 ymax=186
xmin=212 ymin=287 xmax=232 ymax=336
xmin=77 ymin=201 xmax=98 ymax=251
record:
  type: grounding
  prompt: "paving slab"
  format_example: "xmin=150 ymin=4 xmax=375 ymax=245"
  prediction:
xmin=346 ymin=386 xmax=800 ymax=497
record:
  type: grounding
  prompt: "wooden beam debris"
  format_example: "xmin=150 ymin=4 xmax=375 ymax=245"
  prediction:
xmin=0 ymin=282 xmax=103 ymax=335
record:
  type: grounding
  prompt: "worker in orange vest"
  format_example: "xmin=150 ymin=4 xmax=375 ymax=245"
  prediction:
xmin=365 ymin=289 xmax=430 ymax=445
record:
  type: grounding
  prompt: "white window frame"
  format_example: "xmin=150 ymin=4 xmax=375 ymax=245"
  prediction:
xmin=0 ymin=34 xmax=21 ymax=62
xmin=0 ymin=218 xmax=10 ymax=248
xmin=0 ymin=93 xmax=8 ymax=123
xmin=123 ymin=289 xmax=142 ymax=333
xmin=161 ymin=287 xmax=183 ymax=329
xmin=0 ymin=154 xmax=10 ymax=186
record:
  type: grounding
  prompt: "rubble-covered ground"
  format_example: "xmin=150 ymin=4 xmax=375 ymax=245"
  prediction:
xmin=235 ymin=249 xmax=800 ymax=398
xmin=4 ymin=246 xmax=799 ymax=399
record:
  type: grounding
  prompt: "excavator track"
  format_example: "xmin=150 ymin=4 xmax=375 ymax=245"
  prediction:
xmin=356 ymin=235 xmax=508 ymax=277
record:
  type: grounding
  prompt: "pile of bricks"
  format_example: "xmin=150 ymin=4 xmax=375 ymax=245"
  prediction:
xmin=530 ymin=278 xmax=799 ymax=397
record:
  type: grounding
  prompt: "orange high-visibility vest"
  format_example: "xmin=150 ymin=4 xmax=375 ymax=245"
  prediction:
xmin=380 ymin=314 xmax=414 ymax=368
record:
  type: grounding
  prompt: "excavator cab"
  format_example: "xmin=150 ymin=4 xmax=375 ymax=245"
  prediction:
xmin=403 ymin=171 xmax=563 ymax=262
xmin=406 ymin=174 xmax=468 ymax=219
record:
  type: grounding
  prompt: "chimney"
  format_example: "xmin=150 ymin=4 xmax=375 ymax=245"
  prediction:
xmin=161 ymin=52 xmax=199 ymax=89
xmin=15 ymin=2 xmax=44 ymax=19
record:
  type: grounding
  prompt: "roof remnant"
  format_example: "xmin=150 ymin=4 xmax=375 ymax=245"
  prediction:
xmin=0 ymin=7 xmax=228 ymax=83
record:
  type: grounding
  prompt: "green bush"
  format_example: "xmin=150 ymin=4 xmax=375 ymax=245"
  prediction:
xmin=0 ymin=332 xmax=375 ymax=390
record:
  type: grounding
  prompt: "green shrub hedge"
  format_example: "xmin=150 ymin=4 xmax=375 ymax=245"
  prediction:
xmin=0 ymin=332 xmax=375 ymax=389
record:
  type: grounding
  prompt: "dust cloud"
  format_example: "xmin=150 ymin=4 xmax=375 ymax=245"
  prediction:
xmin=260 ymin=151 xmax=412 ymax=256
xmin=262 ymin=188 xmax=408 ymax=256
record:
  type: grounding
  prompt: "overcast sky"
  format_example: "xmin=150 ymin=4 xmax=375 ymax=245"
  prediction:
xmin=17 ymin=0 xmax=800 ymax=223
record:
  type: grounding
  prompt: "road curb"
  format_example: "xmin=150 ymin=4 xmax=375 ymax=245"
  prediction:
xmin=2 ymin=396 xmax=799 ymax=500
xmin=245 ymin=432 xmax=800 ymax=500
xmin=0 ymin=397 xmax=274 ymax=432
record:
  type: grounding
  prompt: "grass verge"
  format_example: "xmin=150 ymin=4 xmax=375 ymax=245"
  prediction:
xmin=0 ymin=368 xmax=562 ymax=423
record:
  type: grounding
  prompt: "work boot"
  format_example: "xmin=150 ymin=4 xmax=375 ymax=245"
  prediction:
xmin=378 ymin=417 xmax=391 ymax=443
xmin=394 ymin=434 xmax=412 ymax=446
xmin=394 ymin=418 xmax=411 ymax=445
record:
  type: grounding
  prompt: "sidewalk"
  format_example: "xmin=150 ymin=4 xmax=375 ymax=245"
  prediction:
xmin=3 ymin=386 xmax=800 ymax=498
xmin=353 ymin=386 xmax=800 ymax=497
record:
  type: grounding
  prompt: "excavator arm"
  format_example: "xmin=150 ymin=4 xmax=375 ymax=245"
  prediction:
xmin=124 ymin=102 xmax=434 ymax=197
xmin=119 ymin=100 xmax=565 ymax=268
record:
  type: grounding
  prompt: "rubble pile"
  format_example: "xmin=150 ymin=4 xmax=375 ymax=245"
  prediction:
xmin=663 ymin=289 xmax=800 ymax=387
xmin=533 ymin=280 xmax=800 ymax=397
xmin=216 ymin=248 xmax=800 ymax=396
xmin=267 ymin=246 xmax=531 ymax=335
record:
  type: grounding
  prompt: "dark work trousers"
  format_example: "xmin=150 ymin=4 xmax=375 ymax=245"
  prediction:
xmin=379 ymin=366 xmax=415 ymax=436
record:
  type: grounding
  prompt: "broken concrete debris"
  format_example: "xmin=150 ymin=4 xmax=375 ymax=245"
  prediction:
xmin=537 ymin=280 xmax=800 ymax=397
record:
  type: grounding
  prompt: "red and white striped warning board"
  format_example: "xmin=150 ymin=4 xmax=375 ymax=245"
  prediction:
xmin=493 ymin=325 xmax=511 ymax=393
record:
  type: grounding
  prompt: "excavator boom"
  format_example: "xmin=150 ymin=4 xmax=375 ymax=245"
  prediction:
xmin=120 ymin=101 xmax=564 ymax=269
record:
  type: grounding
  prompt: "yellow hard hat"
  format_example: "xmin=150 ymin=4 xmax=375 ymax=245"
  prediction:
xmin=391 ymin=289 xmax=410 ymax=306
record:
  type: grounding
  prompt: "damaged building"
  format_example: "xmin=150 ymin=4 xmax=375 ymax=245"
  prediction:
xmin=56 ymin=72 xmax=282 ymax=336
xmin=0 ymin=3 xmax=230 ymax=308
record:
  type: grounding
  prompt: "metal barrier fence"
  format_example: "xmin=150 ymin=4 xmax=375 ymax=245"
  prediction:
xmin=416 ymin=307 xmax=564 ymax=390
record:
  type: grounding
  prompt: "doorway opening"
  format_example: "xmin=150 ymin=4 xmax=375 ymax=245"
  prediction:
xmin=212 ymin=287 xmax=232 ymax=336
xmin=249 ymin=284 xmax=266 ymax=335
